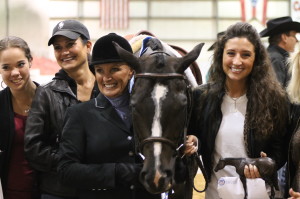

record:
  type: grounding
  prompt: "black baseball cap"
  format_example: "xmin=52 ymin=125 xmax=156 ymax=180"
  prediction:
xmin=48 ymin=20 xmax=90 ymax=46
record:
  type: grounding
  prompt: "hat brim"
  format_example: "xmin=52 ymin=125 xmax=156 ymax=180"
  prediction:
xmin=48 ymin=30 xmax=80 ymax=46
xmin=260 ymin=22 xmax=300 ymax=37
xmin=91 ymin=58 xmax=125 ymax=66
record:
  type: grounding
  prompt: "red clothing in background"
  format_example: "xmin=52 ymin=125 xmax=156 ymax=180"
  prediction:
xmin=5 ymin=113 xmax=35 ymax=199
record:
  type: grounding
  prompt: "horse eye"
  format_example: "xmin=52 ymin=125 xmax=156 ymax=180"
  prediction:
xmin=178 ymin=94 xmax=187 ymax=105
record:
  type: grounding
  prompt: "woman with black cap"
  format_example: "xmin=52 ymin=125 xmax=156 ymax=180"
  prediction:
xmin=24 ymin=20 xmax=99 ymax=199
xmin=57 ymin=33 xmax=161 ymax=199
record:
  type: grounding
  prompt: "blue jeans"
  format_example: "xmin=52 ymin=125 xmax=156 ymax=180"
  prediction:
xmin=41 ymin=194 xmax=76 ymax=199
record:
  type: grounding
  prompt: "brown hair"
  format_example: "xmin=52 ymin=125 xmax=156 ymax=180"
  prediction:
xmin=208 ymin=22 xmax=288 ymax=136
xmin=0 ymin=36 xmax=33 ymax=62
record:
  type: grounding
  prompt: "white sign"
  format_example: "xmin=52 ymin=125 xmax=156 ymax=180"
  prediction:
xmin=291 ymin=0 xmax=300 ymax=22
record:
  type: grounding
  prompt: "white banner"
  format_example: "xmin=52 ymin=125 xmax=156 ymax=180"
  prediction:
xmin=291 ymin=0 xmax=300 ymax=22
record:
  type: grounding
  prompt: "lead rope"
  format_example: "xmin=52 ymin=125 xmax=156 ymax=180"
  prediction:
xmin=191 ymin=152 xmax=208 ymax=193
xmin=185 ymin=85 xmax=208 ymax=195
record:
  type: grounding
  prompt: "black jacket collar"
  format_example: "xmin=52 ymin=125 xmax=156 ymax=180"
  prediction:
xmin=94 ymin=93 xmax=132 ymax=134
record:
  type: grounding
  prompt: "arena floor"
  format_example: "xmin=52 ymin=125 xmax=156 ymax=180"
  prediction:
xmin=193 ymin=174 xmax=205 ymax=199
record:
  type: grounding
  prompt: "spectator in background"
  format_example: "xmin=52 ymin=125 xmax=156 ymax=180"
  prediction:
xmin=260 ymin=16 xmax=300 ymax=198
xmin=260 ymin=16 xmax=300 ymax=88
xmin=0 ymin=36 xmax=39 ymax=199
xmin=207 ymin=31 xmax=226 ymax=51
xmin=24 ymin=20 xmax=98 ymax=199
xmin=286 ymin=51 xmax=300 ymax=198
xmin=205 ymin=31 xmax=226 ymax=81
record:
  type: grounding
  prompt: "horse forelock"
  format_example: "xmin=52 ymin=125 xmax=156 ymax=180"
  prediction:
xmin=141 ymin=53 xmax=177 ymax=73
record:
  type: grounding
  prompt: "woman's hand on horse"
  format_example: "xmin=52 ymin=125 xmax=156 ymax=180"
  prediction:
xmin=184 ymin=135 xmax=198 ymax=156
xmin=244 ymin=151 xmax=267 ymax=178
xmin=289 ymin=188 xmax=300 ymax=199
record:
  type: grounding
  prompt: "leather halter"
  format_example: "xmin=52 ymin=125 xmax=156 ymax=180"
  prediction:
xmin=133 ymin=51 xmax=208 ymax=195
xmin=134 ymin=72 xmax=191 ymax=155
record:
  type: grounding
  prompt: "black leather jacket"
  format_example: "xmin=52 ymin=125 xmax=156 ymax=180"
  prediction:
xmin=188 ymin=84 xmax=289 ymax=181
xmin=286 ymin=103 xmax=300 ymax=195
xmin=25 ymin=69 xmax=99 ymax=197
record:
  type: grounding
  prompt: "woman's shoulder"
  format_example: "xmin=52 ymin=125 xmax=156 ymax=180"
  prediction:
xmin=192 ymin=83 xmax=217 ymax=97
xmin=290 ymin=102 xmax=300 ymax=116
xmin=41 ymin=78 xmax=67 ymax=89
xmin=193 ymin=83 xmax=209 ymax=93
xmin=0 ymin=87 xmax=10 ymax=100
xmin=67 ymin=98 xmax=96 ymax=112
xmin=34 ymin=79 xmax=73 ymax=98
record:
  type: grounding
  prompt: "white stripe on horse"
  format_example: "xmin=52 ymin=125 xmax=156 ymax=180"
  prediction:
xmin=151 ymin=84 xmax=168 ymax=174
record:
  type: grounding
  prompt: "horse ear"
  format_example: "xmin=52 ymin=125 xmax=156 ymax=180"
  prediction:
xmin=113 ymin=41 xmax=140 ymax=70
xmin=176 ymin=43 xmax=204 ymax=74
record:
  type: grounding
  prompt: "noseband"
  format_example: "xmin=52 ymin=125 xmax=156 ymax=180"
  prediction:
xmin=134 ymin=71 xmax=192 ymax=156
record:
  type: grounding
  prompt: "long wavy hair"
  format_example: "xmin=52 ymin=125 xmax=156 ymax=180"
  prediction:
xmin=208 ymin=22 xmax=287 ymax=136
xmin=287 ymin=51 xmax=300 ymax=103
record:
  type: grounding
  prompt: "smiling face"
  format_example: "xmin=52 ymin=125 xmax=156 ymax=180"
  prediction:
xmin=52 ymin=36 xmax=91 ymax=72
xmin=0 ymin=47 xmax=31 ymax=91
xmin=285 ymin=30 xmax=298 ymax=52
xmin=94 ymin=62 xmax=133 ymax=98
xmin=222 ymin=37 xmax=255 ymax=86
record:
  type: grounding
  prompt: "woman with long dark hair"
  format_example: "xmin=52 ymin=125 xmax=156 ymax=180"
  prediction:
xmin=189 ymin=22 xmax=289 ymax=198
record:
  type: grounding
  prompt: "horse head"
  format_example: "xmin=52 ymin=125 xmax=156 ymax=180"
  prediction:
xmin=114 ymin=39 xmax=204 ymax=194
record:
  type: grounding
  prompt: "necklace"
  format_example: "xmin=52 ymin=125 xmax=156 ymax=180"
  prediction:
xmin=12 ymin=97 xmax=31 ymax=115
xmin=226 ymin=93 xmax=243 ymax=113
xmin=230 ymin=96 xmax=239 ymax=112
xmin=224 ymin=86 xmax=247 ymax=112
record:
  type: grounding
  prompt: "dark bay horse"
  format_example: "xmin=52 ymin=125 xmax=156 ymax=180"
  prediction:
xmin=113 ymin=38 xmax=204 ymax=197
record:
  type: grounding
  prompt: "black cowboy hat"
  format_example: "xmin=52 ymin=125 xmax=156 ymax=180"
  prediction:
xmin=260 ymin=16 xmax=300 ymax=37
xmin=208 ymin=31 xmax=226 ymax=51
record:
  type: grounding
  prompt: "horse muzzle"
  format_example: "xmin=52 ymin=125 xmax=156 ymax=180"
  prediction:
xmin=140 ymin=167 xmax=173 ymax=194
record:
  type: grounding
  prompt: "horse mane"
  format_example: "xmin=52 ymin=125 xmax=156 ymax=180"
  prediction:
xmin=126 ymin=30 xmax=203 ymax=86
xmin=147 ymin=37 xmax=164 ymax=51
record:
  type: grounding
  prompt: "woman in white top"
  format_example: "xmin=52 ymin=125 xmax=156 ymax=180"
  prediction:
xmin=188 ymin=22 xmax=289 ymax=198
